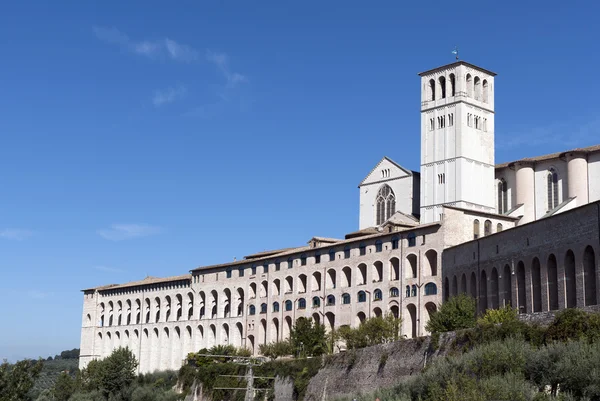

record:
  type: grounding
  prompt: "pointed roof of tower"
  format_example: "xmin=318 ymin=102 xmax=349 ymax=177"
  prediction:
xmin=418 ymin=61 xmax=497 ymax=77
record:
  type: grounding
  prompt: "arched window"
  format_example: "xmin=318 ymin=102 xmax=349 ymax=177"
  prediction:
xmin=482 ymin=79 xmax=489 ymax=103
xmin=497 ymin=223 xmax=503 ymax=232
xmin=328 ymin=248 xmax=336 ymax=262
xmin=312 ymin=296 xmax=321 ymax=308
xmin=407 ymin=232 xmax=416 ymax=247
xmin=429 ymin=79 xmax=436 ymax=101
xmin=358 ymin=291 xmax=366 ymax=303
xmin=342 ymin=293 xmax=351 ymax=304
xmin=449 ymin=73 xmax=456 ymax=96
xmin=484 ymin=220 xmax=492 ymax=236
xmin=327 ymin=295 xmax=335 ymax=306
xmin=273 ymin=302 xmax=279 ymax=313
xmin=547 ymin=168 xmax=559 ymax=210
xmin=249 ymin=305 xmax=256 ymax=315
xmin=424 ymin=283 xmax=437 ymax=296
xmin=298 ymin=298 xmax=306 ymax=309
xmin=344 ymin=246 xmax=351 ymax=259
xmin=438 ymin=76 xmax=446 ymax=99
xmin=497 ymin=179 xmax=508 ymax=214
xmin=375 ymin=184 xmax=396 ymax=225
xmin=375 ymin=240 xmax=383 ymax=253
xmin=373 ymin=289 xmax=382 ymax=301
xmin=260 ymin=303 xmax=267 ymax=314
xmin=391 ymin=236 xmax=399 ymax=250
xmin=466 ymin=74 xmax=473 ymax=97
xmin=390 ymin=287 xmax=399 ymax=297
xmin=473 ymin=219 xmax=480 ymax=239
xmin=285 ymin=300 xmax=292 ymax=311
xmin=405 ymin=285 xmax=410 ymax=297
xmin=474 ymin=76 xmax=481 ymax=100
xmin=411 ymin=285 xmax=417 ymax=297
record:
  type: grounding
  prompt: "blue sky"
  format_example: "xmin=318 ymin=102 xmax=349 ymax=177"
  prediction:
xmin=1 ymin=1 xmax=599 ymax=361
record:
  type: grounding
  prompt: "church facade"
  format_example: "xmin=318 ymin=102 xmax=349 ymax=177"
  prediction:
xmin=79 ymin=60 xmax=600 ymax=373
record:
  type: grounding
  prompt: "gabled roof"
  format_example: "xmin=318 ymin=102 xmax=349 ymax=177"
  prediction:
xmin=243 ymin=247 xmax=300 ymax=260
xmin=495 ymin=144 xmax=600 ymax=169
xmin=358 ymin=156 xmax=413 ymax=187
xmin=385 ymin=211 xmax=420 ymax=227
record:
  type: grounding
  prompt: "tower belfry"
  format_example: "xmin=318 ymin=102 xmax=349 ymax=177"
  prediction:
xmin=418 ymin=61 xmax=497 ymax=224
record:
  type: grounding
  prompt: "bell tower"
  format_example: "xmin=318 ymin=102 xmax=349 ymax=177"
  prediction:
xmin=418 ymin=61 xmax=497 ymax=224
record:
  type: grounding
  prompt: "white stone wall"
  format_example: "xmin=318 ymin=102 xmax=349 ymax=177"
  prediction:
xmin=80 ymin=228 xmax=446 ymax=373
xmin=589 ymin=152 xmax=600 ymax=203
xmin=359 ymin=158 xmax=417 ymax=229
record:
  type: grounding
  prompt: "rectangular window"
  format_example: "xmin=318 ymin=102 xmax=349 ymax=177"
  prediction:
xmin=430 ymin=118 xmax=434 ymax=131
xmin=239 ymin=268 xmax=244 ymax=277
xmin=275 ymin=262 xmax=280 ymax=271
xmin=315 ymin=254 xmax=321 ymax=264
xmin=359 ymin=246 xmax=366 ymax=256
xmin=251 ymin=266 xmax=257 ymax=275
xmin=391 ymin=238 xmax=399 ymax=249
xmin=288 ymin=260 xmax=293 ymax=269
xmin=344 ymin=248 xmax=350 ymax=259
xmin=226 ymin=270 xmax=232 ymax=279
xmin=263 ymin=264 xmax=268 ymax=274
xmin=375 ymin=242 xmax=382 ymax=252
xmin=408 ymin=235 xmax=416 ymax=247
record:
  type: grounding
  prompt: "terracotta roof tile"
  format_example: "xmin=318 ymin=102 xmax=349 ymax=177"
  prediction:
xmin=83 ymin=274 xmax=191 ymax=292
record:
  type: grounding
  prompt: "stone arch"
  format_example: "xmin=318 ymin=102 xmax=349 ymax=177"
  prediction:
xmin=223 ymin=288 xmax=232 ymax=318
xmin=326 ymin=268 xmax=337 ymax=289
xmin=236 ymin=322 xmax=244 ymax=348
xmin=312 ymin=272 xmax=322 ymax=291
xmin=272 ymin=318 xmax=280 ymax=342
xmin=247 ymin=335 xmax=255 ymax=355
xmin=236 ymin=288 xmax=244 ymax=317
xmin=198 ymin=292 xmax=206 ymax=319
xmin=357 ymin=263 xmax=367 ymax=285
xmin=372 ymin=307 xmax=382 ymax=318
xmin=564 ymin=250 xmax=576 ymax=308
xmin=390 ymin=304 xmax=399 ymax=319
xmin=390 ymin=257 xmax=400 ymax=281
xmin=502 ymin=264 xmax=512 ymax=307
xmin=406 ymin=304 xmax=417 ymax=338
xmin=283 ymin=316 xmax=292 ymax=340
xmin=373 ymin=261 xmax=383 ymax=283
xmin=222 ymin=323 xmax=230 ymax=345
xmin=356 ymin=311 xmax=366 ymax=326
xmin=532 ymin=258 xmax=542 ymax=312
xmin=584 ymin=246 xmax=597 ymax=306
xmin=480 ymin=270 xmax=488 ymax=312
xmin=406 ymin=254 xmax=417 ymax=279
xmin=547 ymin=254 xmax=559 ymax=310
xmin=260 ymin=281 xmax=268 ymax=298
xmin=187 ymin=292 xmax=194 ymax=320
xmin=312 ymin=313 xmax=320 ymax=326
xmin=298 ymin=274 xmax=307 ymax=293
xmin=461 ymin=273 xmax=467 ymax=294
xmin=210 ymin=290 xmax=218 ymax=319
xmin=249 ymin=283 xmax=257 ymax=299
xmin=452 ymin=275 xmax=458 ymax=296
xmin=342 ymin=266 xmax=352 ymax=288
xmin=325 ymin=312 xmax=335 ymax=332
xmin=208 ymin=324 xmax=216 ymax=348
xmin=425 ymin=302 xmax=437 ymax=327
xmin=470 ymin=272 xmax=477 ymax=299
xmin=424 ymin=250 xmax=438 ymax=276
xmin=273 ymin=279 xmax=281 ymax=296
xmin=285 ymin=276 xmax=293 ymax=294
xmin=517 ymin=261 xmax=526 ymax=313
xmin=490 ymin=267 xmax=499 ymax=309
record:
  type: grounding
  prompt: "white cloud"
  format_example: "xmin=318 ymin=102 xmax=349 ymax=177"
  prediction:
xmin=206 ymin=50 xmax=248 ymax=88
xmin=97 ymin=224 xmax=161 ymax=241
xmin=153 ymin=85 xmax=187 ymax=107
xmin=93 ymin=266 xmax=126 ymax=273
xmin=0 ymin=229 xmax=33 ymax=241
xmin=93 ymin=26 xmax=198 ymax=62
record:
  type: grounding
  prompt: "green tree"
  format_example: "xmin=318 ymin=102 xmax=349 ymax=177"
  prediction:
xmin=425 ymin=294 xmax=476 ymax=333
xmin=259 ymin=340 xmax=294 ymax=360
xmin=0 ymin=358 xmax=43 ymax=401
xmin=290 ymin=317 xmax=327 ymax=357
xmin=53 ymin=372 xmax=75 ymax=401
xmin=545 ymin=308 xmax=600 ymax=343
xmin=338 ymin=314 xmax=402 ymax=350
xmin=98 ymin=347 xmax=138 ymax=399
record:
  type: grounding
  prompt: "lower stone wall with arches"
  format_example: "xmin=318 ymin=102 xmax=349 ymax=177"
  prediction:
xmin=442 ymin=201 xmax=600 ymax=315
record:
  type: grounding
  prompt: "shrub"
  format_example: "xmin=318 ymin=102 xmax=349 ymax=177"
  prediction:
xmin=425 ymin=294 xmax=476 ymax=333
xmin=478 ymin=304 xmax=518 ymax=325
xmin=545 ymin=308 xmax=600 ymax=344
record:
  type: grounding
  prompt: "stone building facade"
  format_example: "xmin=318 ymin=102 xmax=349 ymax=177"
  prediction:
xmin=442 ymin=201 xmax=600 ymax=315
xmin=79 ymin=59 xmax=600 ymax=373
